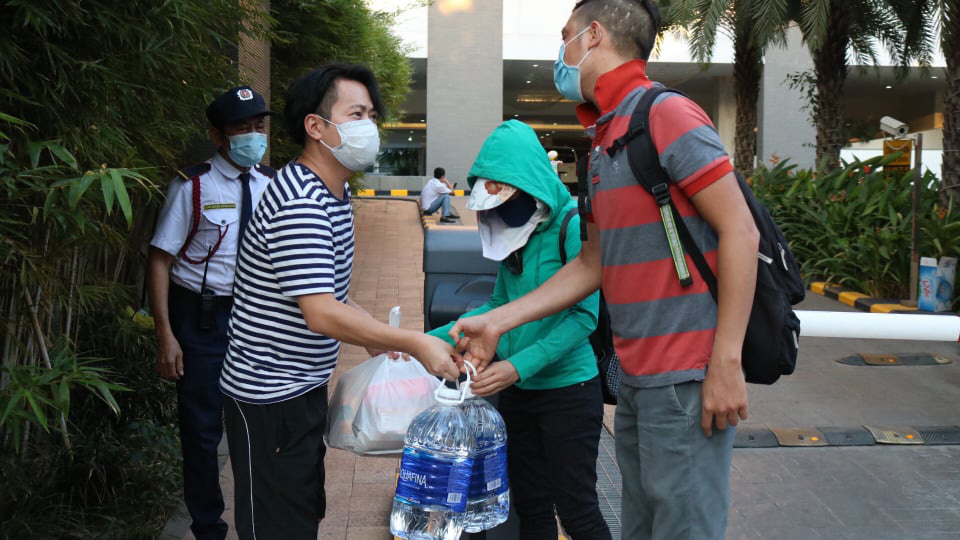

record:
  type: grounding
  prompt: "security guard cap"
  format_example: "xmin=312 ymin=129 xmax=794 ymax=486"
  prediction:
xmin=206 ymin=85 xmax=272 ymax=126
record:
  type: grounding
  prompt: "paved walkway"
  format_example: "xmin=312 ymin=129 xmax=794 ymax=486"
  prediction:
xmin=163 ymin=199 xmax=960 ymax=540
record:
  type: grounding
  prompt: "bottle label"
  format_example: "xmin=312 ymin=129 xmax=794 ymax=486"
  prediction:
xmin=468 ymin=444 xmax=509 ymax=498
xmin=395 ymin=447 xmax=473 ymax=512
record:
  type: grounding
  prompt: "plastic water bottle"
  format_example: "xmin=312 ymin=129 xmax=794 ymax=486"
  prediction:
xmin=390 ymin=383 xmax=476 ymax=540
xmin=461 ymin=395 xmax=510 ymax=532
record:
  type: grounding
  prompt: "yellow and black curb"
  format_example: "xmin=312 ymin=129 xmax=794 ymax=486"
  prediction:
xmin=809 ymin=281 xmax=920 ymax=314
xmin=356 ymin=189 xmax=466 ymax=197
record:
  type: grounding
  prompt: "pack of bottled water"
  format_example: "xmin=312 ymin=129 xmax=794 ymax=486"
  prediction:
xmin=391 ymin=362 xmax=510 ymax=539
xmin=461 ymin=393 xmax=510 ymax=532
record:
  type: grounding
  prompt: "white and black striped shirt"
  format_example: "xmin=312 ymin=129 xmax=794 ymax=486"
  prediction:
xmin=221 ymin=162 xmax=354 ymax=404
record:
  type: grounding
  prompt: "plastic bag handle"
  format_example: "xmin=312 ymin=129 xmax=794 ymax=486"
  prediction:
xmin=433 ymin=360 xmax=478 ymax=404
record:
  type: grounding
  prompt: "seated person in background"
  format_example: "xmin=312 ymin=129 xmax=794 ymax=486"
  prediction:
xmin=420 ymin=166 xmax=459 ymax=222
xmin=429 ymin=120 xmax=610 ymax=540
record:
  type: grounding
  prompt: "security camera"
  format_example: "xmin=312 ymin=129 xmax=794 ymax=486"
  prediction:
xmin=880 ymin=116 xmax=909 ymax=138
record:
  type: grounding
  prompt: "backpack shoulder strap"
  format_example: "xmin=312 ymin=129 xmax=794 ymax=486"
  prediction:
xmin=623 ymin=87 xmax=720 ymax=298
xmin=607 ymin=86 xmax=682 ymax=201
xmin=558 ymin=207 xmax=579 ymax=265
xmin=608 ymin=86 xmax=700 ymax=288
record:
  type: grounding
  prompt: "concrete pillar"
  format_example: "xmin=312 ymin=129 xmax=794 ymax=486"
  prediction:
xmin=427 ymin=0 xmax=503 ymax=182
xmin=758 ymin=24 xmax=815 ymax=170
xmin=713 ymin=76 xmax=736 ymax=159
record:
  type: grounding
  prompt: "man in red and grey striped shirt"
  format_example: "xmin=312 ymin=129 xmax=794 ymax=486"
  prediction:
xmin=451 ymin=1 xmax=759 ymax=538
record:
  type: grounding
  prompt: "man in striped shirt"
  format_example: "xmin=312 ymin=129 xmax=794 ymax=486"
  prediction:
xmin=450 ymin=1 xmax=759 ymax=539
xmin=220 ymin=64 xmax=460 ymax=539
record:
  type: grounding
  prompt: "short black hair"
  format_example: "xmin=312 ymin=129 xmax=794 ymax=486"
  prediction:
xmin=283 ymin=63 xmax=385 ymax=146
xmin=434 ymin=167 xmax=445 ymax=178
xmin=573 ymin=0 xmax=660 ymax=60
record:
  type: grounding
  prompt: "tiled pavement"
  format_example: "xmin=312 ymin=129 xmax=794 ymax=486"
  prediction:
xmin=164 ymin=199 xmax=960 ymax=540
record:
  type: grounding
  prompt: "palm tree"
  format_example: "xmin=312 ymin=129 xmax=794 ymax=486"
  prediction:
xmin=941 ymin=1 xmax=960 ymax=205
xmin=897 ymin=1 xmax=960 ymax=205
xmin=795 ymin=0 xmax=929 ymax=170
xmin=662 ymin=0 xmax=783 ymax=177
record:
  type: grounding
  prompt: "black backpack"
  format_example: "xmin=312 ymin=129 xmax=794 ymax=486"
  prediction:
xmin=580 ymin=86 xmax=804 ymax=385
xmin=558 ymin=208 xmax=620 ymax=405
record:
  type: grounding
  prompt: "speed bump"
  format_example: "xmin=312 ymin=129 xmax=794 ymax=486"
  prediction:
xmin=769 ymin=427 xmax=829 ymax=447
xmin=837 ymin=353 xmax=953 ymax=366
xmin=734 ymin=428 xmax=779 ymax=448
xmin=816 ymin=426 xmax=876 ymax=446
xmin=914 ymin=426 xmax=960 ymax=445
xmin=864 ymin=425 xmax=925 ymax=445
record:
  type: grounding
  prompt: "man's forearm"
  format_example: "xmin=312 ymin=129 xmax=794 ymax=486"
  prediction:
xmin=300 ymin=295 xmax=425 ymax=354
xmin=485 ymin=250 xmax=601 ymax=335
xmin=147 ymin=248 xmax=175 ymax=337
xmin=711 ymin=229 xmax=759 ymax=362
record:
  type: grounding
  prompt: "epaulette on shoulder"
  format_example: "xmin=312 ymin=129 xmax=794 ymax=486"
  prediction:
xmin=176 ymin=163 xmax=212 ymax=181
xmin=254 ymin=163 xmax=277 ymax=178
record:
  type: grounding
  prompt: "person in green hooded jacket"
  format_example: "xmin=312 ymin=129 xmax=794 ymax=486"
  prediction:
xmin=429 ymin=120 xmax=611 ymax=539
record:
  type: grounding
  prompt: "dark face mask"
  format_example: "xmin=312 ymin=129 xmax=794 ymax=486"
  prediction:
xmin=496 ymin=192 xmax=537 ymax=227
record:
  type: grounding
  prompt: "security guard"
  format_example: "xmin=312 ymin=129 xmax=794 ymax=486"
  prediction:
xmin=147 ymin=86 xmax=274 ymax=540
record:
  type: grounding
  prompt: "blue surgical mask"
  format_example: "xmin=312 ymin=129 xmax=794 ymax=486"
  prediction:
xmin=228 ymin=132 xmax=268 ymax=167
xmin=553 ymin=26 xmax=594 ymax=102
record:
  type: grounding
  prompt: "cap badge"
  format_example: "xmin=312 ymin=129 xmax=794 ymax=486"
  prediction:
xmin=237 ymin=88 xmax=254 ymax=101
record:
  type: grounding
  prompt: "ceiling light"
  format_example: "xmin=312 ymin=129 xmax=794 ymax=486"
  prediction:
xmin=513 ymin=114 xmax=519 ymax=117
xmin=526 ymin=80 xmax=532 ymax=84
xmin=407 ymin=137 xmax=413 ymax=141
xmin=931 ymin=75 xmax=939 ymax=79
xmin=517 ymin=94 xmax=573 ymax=104
xmin=885 ymin=85 xmax=893 ymax=89
xmin=419 ymin=119 xmax=425 ymax=122
xmin=532 ymin=64 xmax=539 ymax=67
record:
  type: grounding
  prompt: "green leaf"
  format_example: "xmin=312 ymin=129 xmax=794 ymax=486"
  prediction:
xmin=0 ymin=392 xmax=24 ymax=426
xmin=101 ymin=171 xmax=115 ymax=214
xmin=24 ymin=390 xmax=49 ymax=431
xmin=67 ymin=173 xmax=97 ymax=209
xmin=110 ymin=169 xmax=133 ymax=226
xmin=47 ymin=142 xmax=78 ymax=170
xmin=57 ymin=381 xmax=70 ymax=419
xmin=27 ymin=140 xmax=43 ymax=168
xmin=43 ymin=187 xmax=57 ymax=221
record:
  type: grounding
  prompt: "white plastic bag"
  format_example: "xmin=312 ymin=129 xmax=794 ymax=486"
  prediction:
xmin=351 ymin=354 xmax=441 ymax=454
xmin=325 ymin=306 xmax=441 ymax=455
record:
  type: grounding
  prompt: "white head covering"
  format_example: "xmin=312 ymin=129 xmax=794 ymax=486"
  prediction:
xmin=471 ymin=178 xmax=550 ymax=261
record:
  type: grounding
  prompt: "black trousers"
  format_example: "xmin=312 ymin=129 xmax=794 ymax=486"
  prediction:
xmin=498 ymin=376 xmax=612 ymax=540
xmin=168 ymin=283 xmax=231 ymax=540
xmin=223 ymin=385 xmax=328 ymax=540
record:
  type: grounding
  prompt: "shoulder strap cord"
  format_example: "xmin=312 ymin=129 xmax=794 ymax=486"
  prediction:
xmin=177 ymin=173 xmax=228 ymax=265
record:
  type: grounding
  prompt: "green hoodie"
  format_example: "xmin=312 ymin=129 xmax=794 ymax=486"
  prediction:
xmin=429 ymin=120 xmax=599 ymax=390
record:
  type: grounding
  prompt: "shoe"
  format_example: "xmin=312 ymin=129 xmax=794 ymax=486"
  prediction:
xmin=447 ymin=212 xmax=461 ymax=219
xmin=439 ymin=216 xmax=456 ymax=223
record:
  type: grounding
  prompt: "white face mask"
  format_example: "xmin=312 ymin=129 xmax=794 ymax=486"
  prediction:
xmin=318 ymin=116 xmax=380 ymax=172
xmin=477 ymin=200 xmax=549 ymax=262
